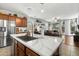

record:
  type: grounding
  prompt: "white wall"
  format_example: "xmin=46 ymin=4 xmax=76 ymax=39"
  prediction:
xmin=27 ymin=17 xmax=49 ymax=30
xmin=60 ymin=13 xmax=78 ymax=19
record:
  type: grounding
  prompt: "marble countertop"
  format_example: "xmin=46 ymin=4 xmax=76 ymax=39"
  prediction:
xmin=10 ymin=33 xmax=63 ymax=56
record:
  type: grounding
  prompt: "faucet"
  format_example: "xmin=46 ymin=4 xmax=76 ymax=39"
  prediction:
xmin=27 ymin=22 xmax=34 ymax=37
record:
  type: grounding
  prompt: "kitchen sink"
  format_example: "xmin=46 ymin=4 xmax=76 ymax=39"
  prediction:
xmin=18 ymin=35 xmax=38 ymax=41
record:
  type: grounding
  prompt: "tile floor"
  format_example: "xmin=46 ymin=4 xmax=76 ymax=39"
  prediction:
xmin=0 ymin=46 xmax=12 ymax=56
xmin=60 ymin=35 xmax=79 ymax=56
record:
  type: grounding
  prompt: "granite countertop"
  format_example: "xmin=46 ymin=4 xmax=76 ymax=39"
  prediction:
xmin=10 ymin=33 xmax=63 ymax=56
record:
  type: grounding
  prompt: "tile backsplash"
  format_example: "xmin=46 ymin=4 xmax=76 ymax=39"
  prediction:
xmin=16 ymin=27 xmax=27 ymax=33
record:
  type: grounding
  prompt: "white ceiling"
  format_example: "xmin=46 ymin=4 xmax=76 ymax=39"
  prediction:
xmin=0 ymin=3 xmax=79 ymax=20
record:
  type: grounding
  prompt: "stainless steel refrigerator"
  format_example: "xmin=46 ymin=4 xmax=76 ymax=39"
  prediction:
xmin=0 ymin=20 xmax=7 ymax=47
xmin=0 ymin=20 xmax=16 ymax=47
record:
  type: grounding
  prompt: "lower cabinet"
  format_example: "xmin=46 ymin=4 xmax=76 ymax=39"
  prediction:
xmin=14 ymin=40 xmax=59 ymax=56
xmin=17 ymin=48 xmax=25 ymax=56
xmin=14 ymin=40 xmax=39 ymax=56
xmin=14 ymin=40 xmax=18 ymax=56
xmin=26 ymin=47 xmax=39 ymax=56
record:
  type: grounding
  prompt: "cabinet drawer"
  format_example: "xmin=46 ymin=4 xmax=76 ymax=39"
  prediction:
xmin=17 ymin=42 xmax=25 ymax=51
xmin=26 ymin=48 xmax=39 ymax=56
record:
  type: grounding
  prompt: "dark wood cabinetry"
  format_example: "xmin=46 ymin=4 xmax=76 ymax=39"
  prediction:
xmin=14 ymin=41 xmax=26 ymax=56
xmin=0 ymin=13 xmax=27 ymax=34
xmin=14 ymin=40 xmax=18 ymax=56
xmin=9 ymin=16 xmax=16 ymax=21
xmin=14 ymin=40 xmax=39 ymax=56
xmin=22 ymin=18 xmax=27 ymax=27
xmin=14 ymin=43 xmax=18 ymax=56
xmin=26 ymin=48 xmax=39 ymax=56
xmin=16 ymin=18 xmax=27 ymax=27
xmin=17 ymin=48 xmax=25 ymax=56
xmin=0 ymin=13 xmax=8 ymax=20
xmin=0 ymin=13 xmax=27 ymax=27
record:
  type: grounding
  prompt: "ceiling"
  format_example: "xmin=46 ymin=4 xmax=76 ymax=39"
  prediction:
xmin=0 ymin=3 xmax=79 ymax=21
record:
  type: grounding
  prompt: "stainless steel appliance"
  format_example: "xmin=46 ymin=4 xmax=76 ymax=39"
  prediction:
xmin=0 ymin=20 xmax=7 ymax=47
xmin=0 ymin=20 xmax=16 ymax=47
xmin=7 ymin=20 xmax=16 ymax=34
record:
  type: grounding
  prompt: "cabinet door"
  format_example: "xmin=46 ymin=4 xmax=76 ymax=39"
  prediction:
xmin=17 ymin=42 xmax=25 ymax=51
xmin=17 ymin=42 xmax=26 ymax=56
xmin=9 ymin=16 xmax=16 ymax=21
xmin=16 ymin=18 xmax=27 ymax=27
xmin=14 ymin=40 xmax=39 ymax=56
xmin=3 ymin=14 xmax=9 ymax=20
xmin=22 ymin=18 xmax=27 ymax=27
xmin=17 ymin=48 xmax=25 ymax=56
xmin=14 ymin=40 xmax=18 ymax=56
xmin=26 ymin=48 xmax=39 ymax=56
xmin=0 ymin=13 xmax=3 ymax=19
xmin=16 ymin=18 xmax=22 ymax=27
xmin=0 ymin=14 xmax=8 ymax=20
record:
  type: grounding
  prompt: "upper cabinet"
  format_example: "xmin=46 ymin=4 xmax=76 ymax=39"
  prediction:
xmin=0 ymin=13 xmax=9 ymax=20
xmin=22 ymin=18 xmax=27 ymax=27
xmin=9 ymin=15 xmax=16 ymax=21
xmin=16 ymin=17 xmax=27 ymax=27
xmin=0 ymin=13 xmax=16 ymax=20
xmin=0 ymin=13 xmax=27 ymax=27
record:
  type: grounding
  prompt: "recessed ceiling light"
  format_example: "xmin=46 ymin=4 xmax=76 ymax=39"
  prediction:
xmin=27 ymin=7 xmax=32 ymax=11
xmin=40 ymin=3 xmax=44 ymax=5
xmin=41 ymin=9 xmax=44 ymax=13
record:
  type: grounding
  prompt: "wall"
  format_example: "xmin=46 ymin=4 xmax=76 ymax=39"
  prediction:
xmin=27 ymin=17 xmax=49 ymax=30
xmin=60 ymin=13 xmax=78 ymax=19
xmin=0 ymin=9 xmax=27 ymax=18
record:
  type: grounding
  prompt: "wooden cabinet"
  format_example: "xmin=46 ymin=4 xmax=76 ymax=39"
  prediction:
xmin=0 ymin=13 xmax=16 ymax=20
xmin=14 ymin=40 xmax=39 ymax=56
xmin=16 ymin=18 xmax=22 ymax=27
xmin=0 ymin=13 xmax=9 ymax=20
xmin=3 ymin=14 xmax=9 ymax=20
xmin=14 ymin=43 xmax=18 ymax=56
xmin=17 ymin=42 xmax=25 ymax=51
xmin=0 ymin=13 xmax=3 ymax=19
xmin=0 ymin=13 xmax=27 ymax=27
xmin=17 ymin=48 xmax=25 ymax=56
xmin=22 ymin=18 xmax=27 ymax=27
xmin=9 ymin=16 xmax=16 ymax=21
xmin=16 ymin=18 xmax=27 ymax=27
xmin=26 ymin=48 xmax=39 ymax=56
xmin=14 ymin=40 xmax=18 ymax=56
xmin=14 ymin=41 xmax=26 ymax=56
xmin=14 ymin=39 xmax=60 ymax=56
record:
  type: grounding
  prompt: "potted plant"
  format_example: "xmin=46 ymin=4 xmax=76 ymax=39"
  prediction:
xmin=74 ymin=31 xmax=79 ymax=42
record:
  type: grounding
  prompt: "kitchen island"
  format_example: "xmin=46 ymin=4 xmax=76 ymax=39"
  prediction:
xmin=10 ymin=33 xmax=63 ymax=56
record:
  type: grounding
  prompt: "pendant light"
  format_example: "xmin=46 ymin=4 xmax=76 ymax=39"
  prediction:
xmin=40 ymin=3 xmax=44 ymax=13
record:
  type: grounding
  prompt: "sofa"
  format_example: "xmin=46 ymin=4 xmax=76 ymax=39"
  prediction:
xmin=44 ymin=30 xmax=60 ymax=36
